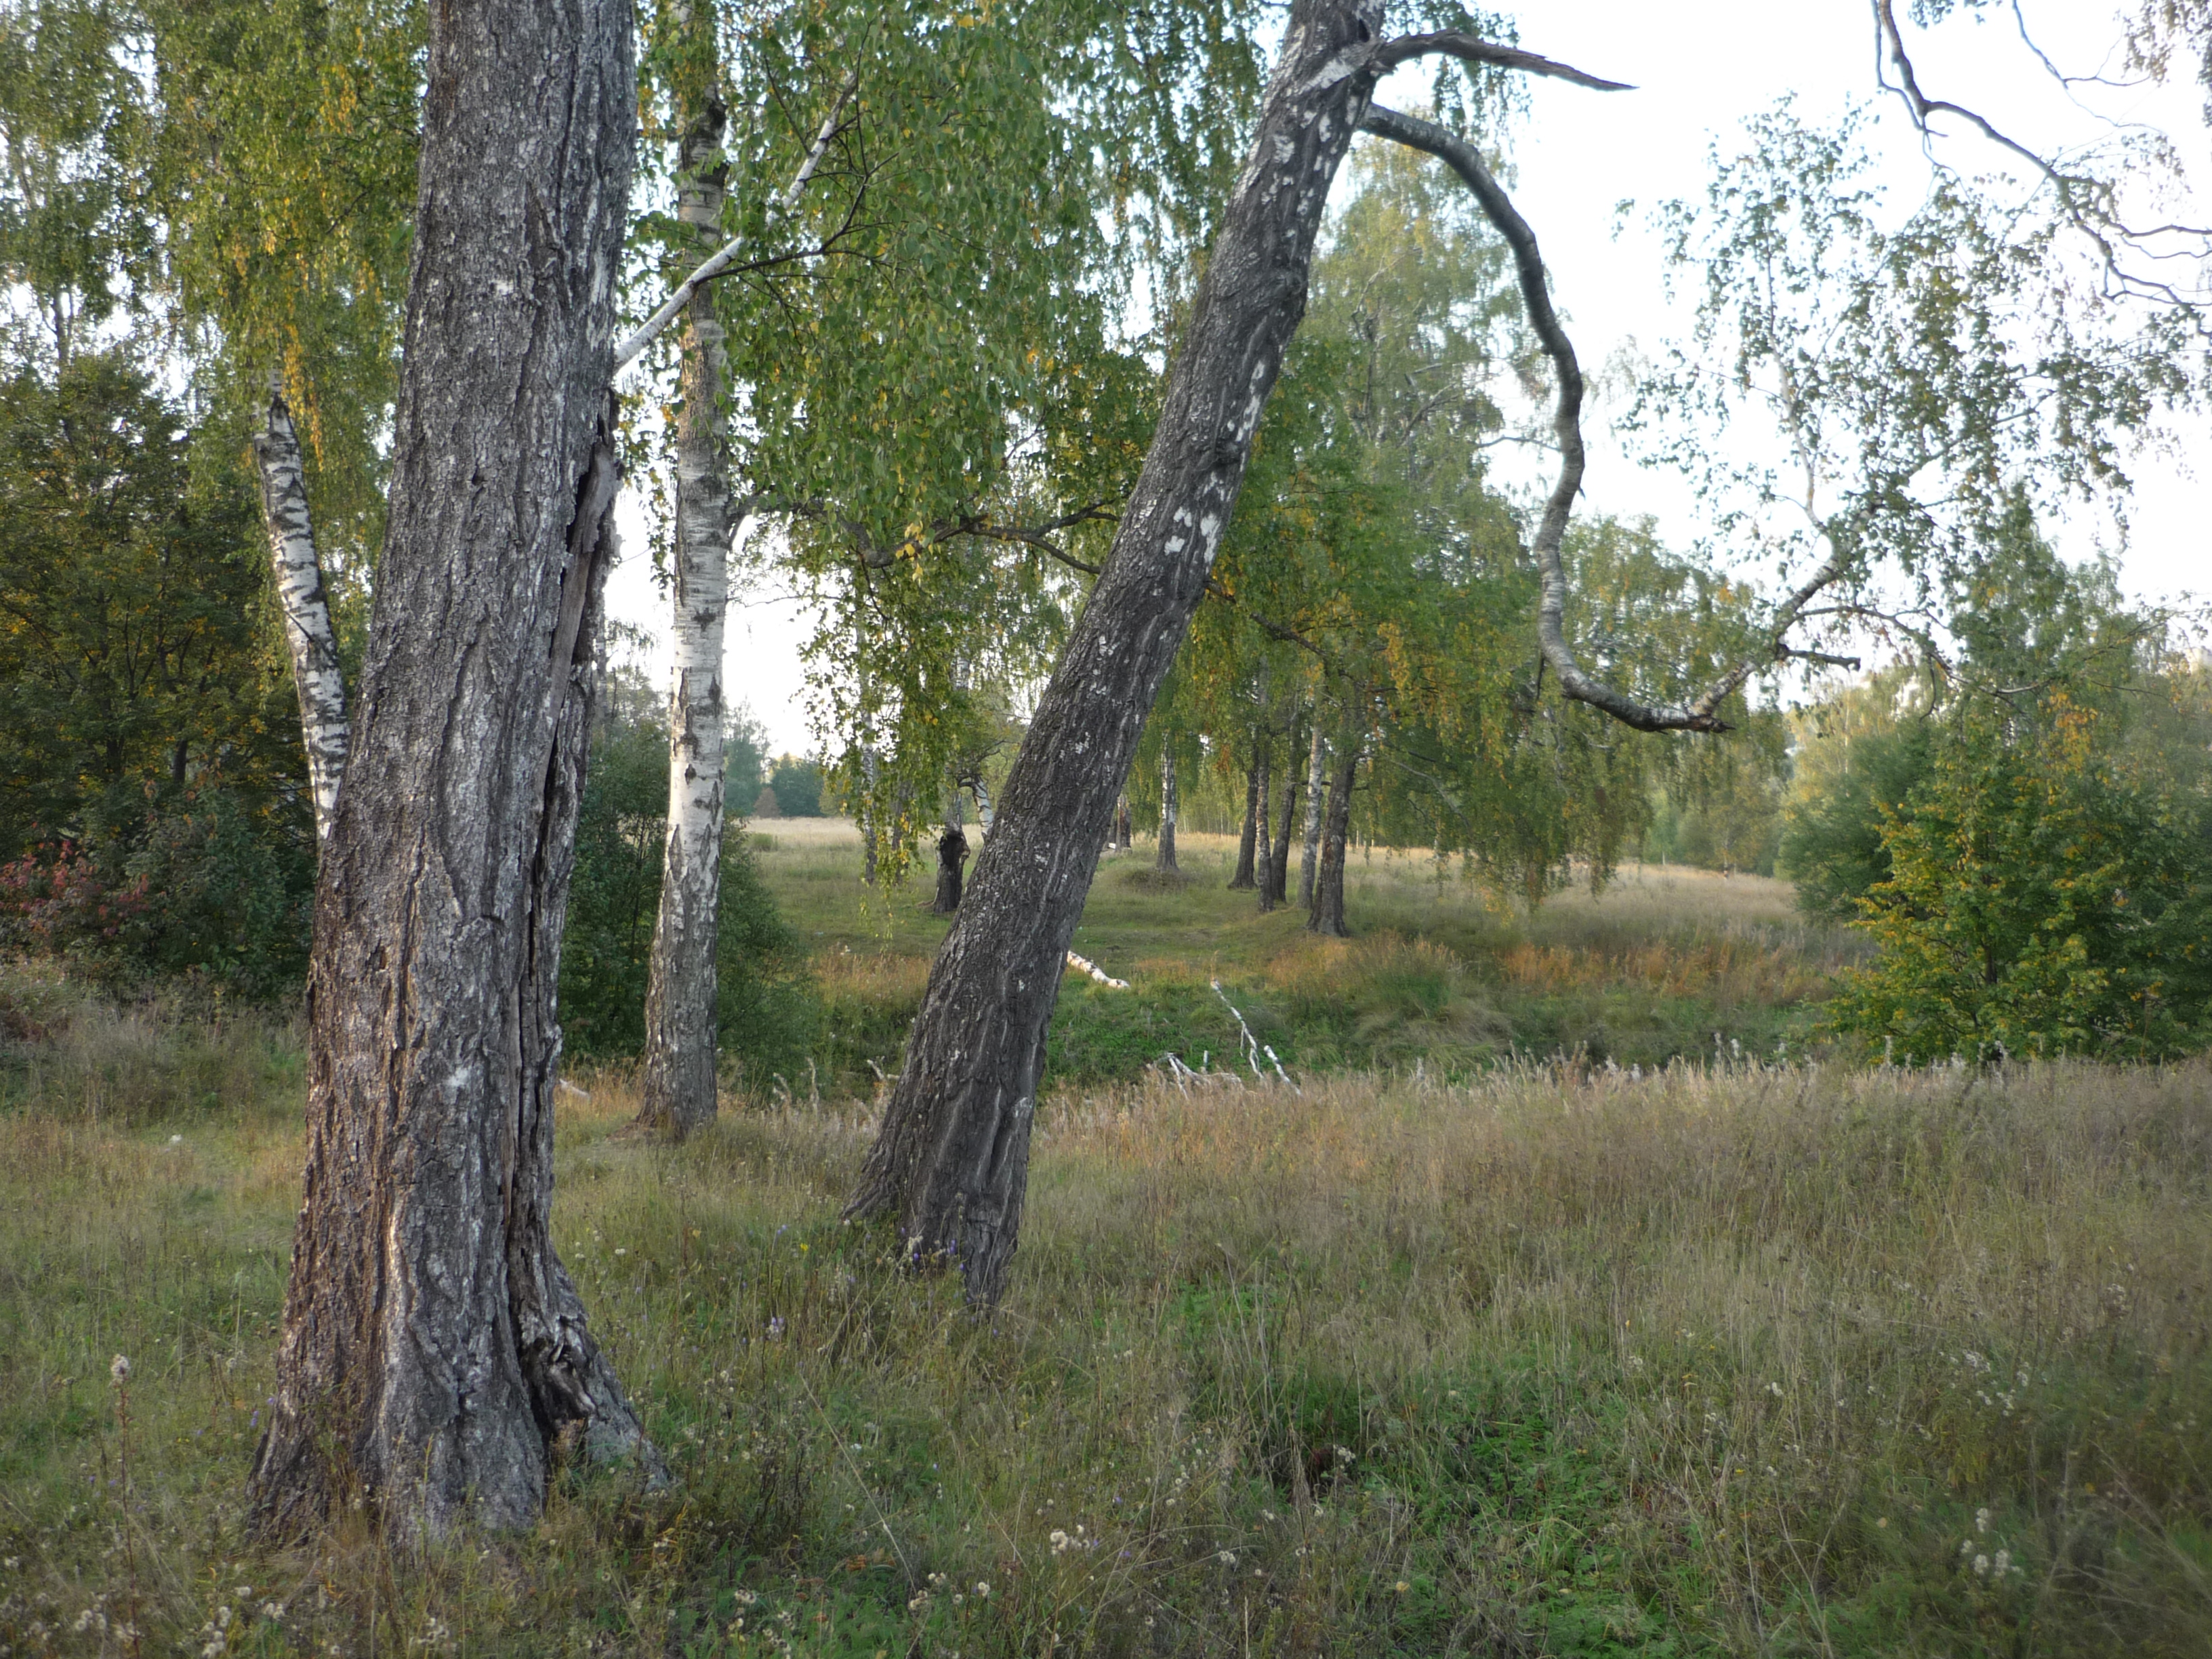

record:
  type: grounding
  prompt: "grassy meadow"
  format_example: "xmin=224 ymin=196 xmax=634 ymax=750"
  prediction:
xmin=762 ymin=822 xmax=1861 ymax=1097
xmin=1 ymin=834 xmax=2209 ymax=1656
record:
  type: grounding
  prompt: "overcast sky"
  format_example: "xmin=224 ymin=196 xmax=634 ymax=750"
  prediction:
xmin=609 ymin=1 xmax=2210 ymax=756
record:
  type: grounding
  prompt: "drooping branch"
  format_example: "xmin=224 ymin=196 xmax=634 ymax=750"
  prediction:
xmin=613 ymin=73 xmax=858 ymax=371
xmin=1361 ymin=104 xmax=1858 ymax=733
xmin=1870 ymin=0 xmax=2212 ymax=327
xmin=251 ymin=384 xmax=351 ymax=840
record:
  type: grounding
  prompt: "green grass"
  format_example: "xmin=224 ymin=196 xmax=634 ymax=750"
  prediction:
xmin=2 ymin=920 xmax=2209 ymax=1656
xmin=755 ymin=821 xmax=1864 ymax=1097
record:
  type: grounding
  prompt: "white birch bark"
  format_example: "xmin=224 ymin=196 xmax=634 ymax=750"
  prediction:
xmin=1298 ymin=719 xmax=1326 ymax=910
xmin=253 ymin=388 xmax=350 ymax=842
xmin=1155 ymin=751 xmax=1178 ymax=870
xmin=638 ymin=90 xmax=733 ymax=1137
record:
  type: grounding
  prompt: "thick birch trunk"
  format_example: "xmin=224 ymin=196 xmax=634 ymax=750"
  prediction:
xmin=844 ymin=0 xmax=1385 ymax=1303
xmin=1298 ymin=721 xmax=1326 ymax=909
xmin=253 ymin=389 xmax=350 ymax=842
xmin=638 ymin=87 xmax=733 ymax=1139
xmin=249 ymin=0 xmax=647 ymax=1540
xmin=1309 ymin=737 xmax=1361 ymax=937
xmin=1156 ymin=752 xmax=1179 ymax=871
xmin=1254 ymin=743 xmax=1275 ymax=912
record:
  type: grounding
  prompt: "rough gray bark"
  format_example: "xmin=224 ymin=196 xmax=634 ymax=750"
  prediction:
xmin=1156 ymin=751 xmax=1179 ymax=871
xmin=1254 ymin=741 xmax=1275 ymax=912
xmin=249 ymin=0 xmax=650 ymax=1540
xmin=638 ymin=85 xmax=734 ymax=1139
xmin=1298 ymin=720 xmax=1326 ymax=909
xmin=931 ymin=813 xmax=969 ymax=914
xmin=253 ymin=387 xmax=350 ymax=842
xmin=844 ymin=0 xmax=1387 ymax=1303
xmin=1229 ymin=757 xmax=1261 ymax=888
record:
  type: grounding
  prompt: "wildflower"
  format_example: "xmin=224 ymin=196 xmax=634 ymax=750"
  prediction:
xmin=1975 ymin=1507 xmax=1992 ymax=1534
xmin=1218 ymin=1551 xmax=1236 ymax=1567
xmin=260 ymin=1602 xmax=287 ymax=1623
xmin=110 ymin=1355 xmax=130 ymax=1383
xmin=974 ymin=1582 xmax=989 ymax=1599
xmin=1393 ymin=1580 xmax=1410 ymax=1594
xmin=906 ymin=1592 xmax=930 ymax=1611
xmin=1050 ymin=1530 xmax=1071 ymax=1553
xmin=1992 ymin=1549 xmax=2011 ymax=1576
xmin=766 ymin=1316 xmax=785 ymax=1340
xmin=1973 ymin=1554 xmax=1990 ymax=1577
xmin=1765 ymin=1380 xmax=1782 ymax=1397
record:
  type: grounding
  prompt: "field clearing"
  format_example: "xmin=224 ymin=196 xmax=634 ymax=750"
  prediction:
xmin=754 ymin=824 xmax=1862 ymax=1093
xmin=1 ymin=964 xmax=2207 ymax=1655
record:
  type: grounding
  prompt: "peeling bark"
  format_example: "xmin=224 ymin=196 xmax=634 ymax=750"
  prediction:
xmin=253 ymin=388 xmax=350 ymax=842
xmin=639 ymin=84 xmax=734 ymax=1140
xmin=844 ymin=0 xmax=1387 ymax=1304
xmin=249 ymin=0 xmax=649 ymax=1540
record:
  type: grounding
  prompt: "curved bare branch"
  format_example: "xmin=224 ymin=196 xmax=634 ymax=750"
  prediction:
xmin=1360 ymin=104 xmax=1857 ymax=733
xmin=1372 ymin=31 xmax=1633 ymax=92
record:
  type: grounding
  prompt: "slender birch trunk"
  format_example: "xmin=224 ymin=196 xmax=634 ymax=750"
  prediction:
xmin=844 ymin=0 xmax=1386 ymax=1304
xmin=1254 ymin=741 xmax=1275 ymax=912
xmin=1298 ymin=720 xmax=1326 ymax=909
xmin=1229 ymin=756 xmax=1261 ymax=888
xmin=249 ymin=0 xmax=647 ymax=1538
xmin=638 ymin=81 xmax=734 ymax=1139
xmin=253 ymin=387 xmax=350 ymax=842
xmin=1156 ymin=751 xmax=1179 ymax=871
xmin=1309 ymin=735 xmax=1361 ymax=937
xmin=1268 ymin=734 xmax=1298 ymax=902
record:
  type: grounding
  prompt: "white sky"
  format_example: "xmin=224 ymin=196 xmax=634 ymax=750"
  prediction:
xmin=607 ymin=1 xmax=2211 ymax=755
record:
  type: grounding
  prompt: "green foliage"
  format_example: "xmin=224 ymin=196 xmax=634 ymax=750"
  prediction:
xmin=1819 ymin=515 xmax=2212 ymax=1061
xmin=1779 ymin=668 xmax=1937 ymax=917
xmin=561 ymin=716 xmax=819 ymax=1075
xmin=0 ymin=352 xmax=316 ymax=997
xmin=1637 ymin=102 xmax=2199 ymax=628
xmin=768 ymin=755 xmax=824 ymax=819
xmin=1826 ymin=687 xmax=2212 ymax=1062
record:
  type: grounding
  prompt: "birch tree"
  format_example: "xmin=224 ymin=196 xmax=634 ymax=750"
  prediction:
xmin=249 ymin=0 xmax=649 ymax=1538
xmin=251 ymin=386 xmax=350 ymax=842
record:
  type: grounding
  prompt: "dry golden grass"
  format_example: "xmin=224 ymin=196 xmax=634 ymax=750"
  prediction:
xmin=3 ymin=968 xmax=2207 ymax=1655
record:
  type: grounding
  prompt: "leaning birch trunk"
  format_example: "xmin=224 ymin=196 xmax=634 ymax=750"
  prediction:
xmin=1156 ymin=752 xmax=1179 ymax=871
xmin=638 ymin=84 xmax=734 ymax=1139
xmin=1298 ymin=720 xmax=1326 ymax=909
xmin=253 ymin=388 xmax=350 ymax=842
xmin=1309 ymin=735 xmax=1361 ymax=937
xmin=247 ymin=0 xmax=650 ymax=1539
xmin=844 ymin=0 xmax=1385 ymax=1303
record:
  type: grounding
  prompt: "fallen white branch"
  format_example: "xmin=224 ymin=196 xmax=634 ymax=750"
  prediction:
xmin=1065 ymin=950 xmax=1129 ymax=989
